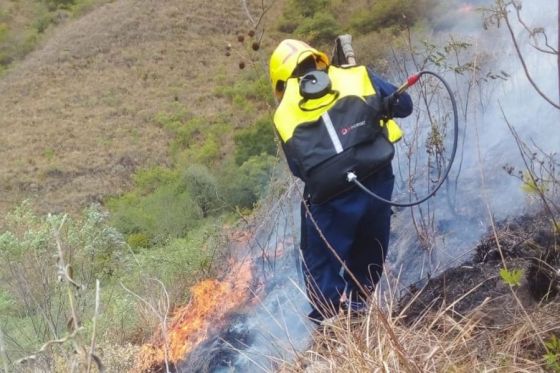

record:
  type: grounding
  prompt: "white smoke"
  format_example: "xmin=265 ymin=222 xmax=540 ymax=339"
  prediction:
xmin=388 ymin=0 xmax=559 ymax=285
xmin=184 ymin=1 xmax=558 ymax=370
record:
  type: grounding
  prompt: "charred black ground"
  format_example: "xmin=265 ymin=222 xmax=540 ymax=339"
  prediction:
xmin=176 ymin=313 xmax=254 ymax=372
xmin=400 ymin=211 xmax=559 ymax=325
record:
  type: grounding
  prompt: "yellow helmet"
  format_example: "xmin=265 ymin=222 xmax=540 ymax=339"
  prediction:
xmin=269 ymin=39 xmax=329 ymax=100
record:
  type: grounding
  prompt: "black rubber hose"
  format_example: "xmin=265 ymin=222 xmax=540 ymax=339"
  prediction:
xmin=348 ymin=70 xmax=459 ymax=207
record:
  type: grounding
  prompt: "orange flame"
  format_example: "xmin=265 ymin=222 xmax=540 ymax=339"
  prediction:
xmin=133 ymin=260 xmax=253 ymax=372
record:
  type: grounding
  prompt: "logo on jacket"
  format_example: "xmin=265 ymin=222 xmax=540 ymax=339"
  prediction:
xmin=340 ymin=120 xmax=366 ymax=136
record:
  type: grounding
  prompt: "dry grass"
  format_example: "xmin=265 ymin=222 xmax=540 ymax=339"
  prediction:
xmin=279 ymin=285 xmax=559 ymax=372
xmin=0 ymin=0 xmax=268 ymax=216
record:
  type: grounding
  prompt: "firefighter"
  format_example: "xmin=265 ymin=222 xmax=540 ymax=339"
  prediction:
xmin=269 ymin=39 xmax=413 ymax=322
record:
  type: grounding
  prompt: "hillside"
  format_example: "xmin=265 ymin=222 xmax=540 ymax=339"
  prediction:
xmin=0 ymin=0 xmax=558 ymax=372
xmin=0 ymin=0 xmax=257 ymax=216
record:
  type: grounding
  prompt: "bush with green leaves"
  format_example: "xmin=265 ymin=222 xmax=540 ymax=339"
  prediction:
xmin=154 ymin=105 xmax=198 ymax=158
xmin=43 ymin=0 xmax=76 ymax=11
xmin=545 ymin=335 xmax=560 ymax=372
xmin=182 ymin=164 xmax=222 ymax=217
xmin=0 ymin=23 xmax=8 ymax=66
xmin=288 ymin=0 xmax=330 ymax=18
xmin=0 ymin=203 xmax=126 ymax=362
xmin=108 ymin=181 xmax=203 ymax=246
xmin=215 ymin=70 xmax=274 ymax=113
xmin=294 ymin=10 xmax=341 ymax=44
xmin=350 ymin=0 xmax=434 ymax=34
xmin=127 ymin=223 xmax=219 ymax=291
xmin=222 ymin=154 xmax=278 ymax=209
xmin=108 ymin=164 xmax=228 ymax=247
xmin=278 ymin=0 xmax=341 ymax=43
xmin=234 ymin=116 xmax=277 ymax=165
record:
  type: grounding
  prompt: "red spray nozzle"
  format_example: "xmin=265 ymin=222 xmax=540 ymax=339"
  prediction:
xmin=407 ymin=73 xmax=420 ymax=87
xmin=396 ymin=73 xmax=422 ymax=95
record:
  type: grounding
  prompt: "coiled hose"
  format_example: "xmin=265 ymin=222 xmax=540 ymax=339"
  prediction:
xmin=347 ymin=70 xmax=459 ymax=207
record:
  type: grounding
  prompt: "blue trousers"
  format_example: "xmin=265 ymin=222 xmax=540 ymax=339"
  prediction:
xmin=300 ymin=166 xmax=394 ymax=321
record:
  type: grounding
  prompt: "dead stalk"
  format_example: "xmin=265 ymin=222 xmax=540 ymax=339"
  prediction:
xmin=15 ymin=328 xmax=82 ymax=366
xmin=498 ymin=0 xmax=560 ymax=109
xmin=53 ymin=214 xmax=81 ymax=332
xmin=87 ymin=279 xmax=101 ymax=373
xmin=121 ymin=279 xmax=171 ymax=373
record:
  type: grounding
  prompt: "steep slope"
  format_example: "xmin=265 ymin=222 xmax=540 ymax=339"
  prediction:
xmin=0 ymin=0 xmax=250 ymax=215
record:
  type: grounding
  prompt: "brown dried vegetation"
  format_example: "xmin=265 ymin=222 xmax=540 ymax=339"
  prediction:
xmin=0 ymin=0 xmax=253 ymax=216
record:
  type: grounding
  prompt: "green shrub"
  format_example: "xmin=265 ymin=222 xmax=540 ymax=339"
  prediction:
xmin=0 ymin=23 xmax=8 ymax=44
xmin=294 ymin=10 xmax=341 ymax=44
xmin=176 ymin=117 xmax=205 ymax=149
xmin=133 ymin=236 xmax=212 ymax=285
xmin=234 ymin=117 xmax=277 ymax=165
xmin=70 ymin=0 xmax=107 ymax=17
xmin=191 ymin=135 xmax=221 ymax=164
xmin=44 ymin=0 xmax=76 ymax=11
xmin=223 ymin=154 xmax=278 ymax=209
xmin=109 ymin=183 xmax=203 ymax=245
xmin=181 ymin=164 xmax=222 ymax=217
xmin=154 ymin=107 xmax=229 ymax=164
xmin=0 ymin=288 xmax=16 ymax=316
xmin=154 ymin=104 xmax=190 ymax=132
xmin=215 ymin=70 xmax=274 ymax=109
xmin=154 ymin=105 xmax=196 ymax=156
xmin=33 ymin=13 xmax=54 ymax=33
xmin=109 ymin=162 xmax=227 ymax=244
xmin=74 ymin=205 xmax=127 ymax=278
xmin=132 ymin=166 xmax=178 ymax=194
xmin=350 ymin=0 xmax=431 ymax=34
xmin=277 ymin=18 xmax=298 ymax=34
xmin=278 ymin=0 xmax=340 ymax=43
xmin=284 ymin=0 xmax=330 ymax=19
xmin=127 ymin=232 xmax=151 ymax=250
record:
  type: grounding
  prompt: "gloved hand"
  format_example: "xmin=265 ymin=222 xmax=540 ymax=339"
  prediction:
xmin=382 ymin=93 xmax=398 ymax=118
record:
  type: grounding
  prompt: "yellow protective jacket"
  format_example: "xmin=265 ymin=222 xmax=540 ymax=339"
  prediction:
xmin=273 ymin=65 xmax=402 ymax=203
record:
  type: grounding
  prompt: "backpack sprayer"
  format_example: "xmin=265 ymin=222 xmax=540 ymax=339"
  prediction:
xmin=332 ymin=35 xmax=459 ymax=208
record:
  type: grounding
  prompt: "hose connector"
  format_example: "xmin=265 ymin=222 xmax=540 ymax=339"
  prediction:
xmin=346 ymin=171 xmax=358 ymax=183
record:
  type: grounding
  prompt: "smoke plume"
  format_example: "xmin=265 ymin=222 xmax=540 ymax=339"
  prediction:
xmin=181 ymin=1 xmax=558 ymax=370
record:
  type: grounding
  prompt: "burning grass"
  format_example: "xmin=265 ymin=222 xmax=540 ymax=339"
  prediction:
xmin=133 ymin=260 xmax=254 ymax=372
